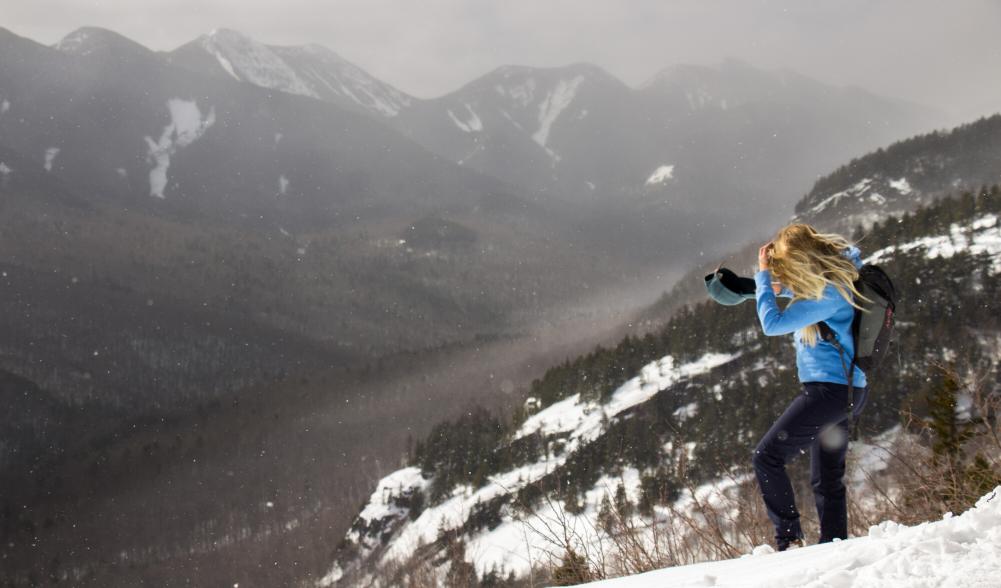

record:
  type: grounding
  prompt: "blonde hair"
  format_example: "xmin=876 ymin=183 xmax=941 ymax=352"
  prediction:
xmin=768 ymin=223 xmax=869 ymax=346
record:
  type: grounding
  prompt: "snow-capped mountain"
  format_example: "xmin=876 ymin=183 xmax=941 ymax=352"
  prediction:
xmin=166 ymin=28 xmax=413 ymax=119
xmin=159 ymin=27 xmax=945 ymax=248
xmin=393 ymin=63 xmax=649 ymax=199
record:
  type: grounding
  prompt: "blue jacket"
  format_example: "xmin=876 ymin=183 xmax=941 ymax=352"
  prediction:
xmin=753 ymin=246 xmax=867 ymax=387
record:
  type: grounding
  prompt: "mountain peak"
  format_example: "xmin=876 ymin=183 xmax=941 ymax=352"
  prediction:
xmin=639 ymin=60 xmax=760 ymax=90
xmin=205 ymin=27 xmax=250 ymax=41
xmin=168 ymin=28 xmax=412 ymax=117
xmin=54 ymin=26 xmax=152 ymax=57
xmin=198 ymin=27 xmax=263 ymax=56
xmin=461 ymin=62 xmax=626 ymax=98
xmin=489 ymin=62 xmax=619 ymax=82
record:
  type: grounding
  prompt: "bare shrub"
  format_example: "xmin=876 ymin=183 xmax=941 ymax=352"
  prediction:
xmin=515 ymin=490 xmax=608 ymax=584
xmin=524 ymin=472 xmax=773 ymax=583
xmin=851 ymin=361 xmax=1001 ymax=527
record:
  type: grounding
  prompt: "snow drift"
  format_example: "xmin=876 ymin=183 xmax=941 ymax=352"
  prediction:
xmin=579 ymin=486 xmax=1001 ymax=588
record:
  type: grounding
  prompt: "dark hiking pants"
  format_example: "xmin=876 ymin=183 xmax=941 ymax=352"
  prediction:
xmin=752 ymin=381 xmax=869 ymax=546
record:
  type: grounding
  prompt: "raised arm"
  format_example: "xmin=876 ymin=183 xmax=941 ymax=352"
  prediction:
xmin=754 ymin=270 xmax=840 ymax=335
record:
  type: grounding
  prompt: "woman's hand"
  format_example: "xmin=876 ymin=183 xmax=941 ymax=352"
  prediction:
xmin=758 ymin=242 xmax=774 ymax=271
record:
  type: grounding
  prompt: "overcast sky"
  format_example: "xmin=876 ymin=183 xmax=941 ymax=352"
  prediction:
xmin=6 ymin=0 xmax=1000 ymax=124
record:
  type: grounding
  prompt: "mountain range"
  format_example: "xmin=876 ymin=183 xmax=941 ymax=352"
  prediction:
xmin=0 ymin=24 xmax=966 ymax=587
xmin=159 ymin=27 xmax=943 ymax=248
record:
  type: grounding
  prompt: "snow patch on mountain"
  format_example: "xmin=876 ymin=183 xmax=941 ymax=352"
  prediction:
xmin=447 ymin=104 xmax=484 ymax=133
xmin=808 ymin=178 xmax=873 ymax=215
xmin=495 ymin=76 xmax=537 ymax=107
xmin=515 ymin=352 xmax=738 ymax=445
xmin=673 ymin=402 xmax=699 ymax=422
xmin=285 ymin=44 xmax=412 ymax=117
xmin=685 ymin=87 xmax=718 ymax=110
xmin=499 ymin=109 xmax=524 ymax=131
xmin=209 ymin=48 xmax=240 ymax=80
xmin=645 ymin=165 xmax=675 ymax=186
xmin=200 ymin=29 xmax=319 ymax=99
xmin=189 ymin=31 xmax=413 ymax=117
xmin=145 ymin=99 xmax=216 ymax=199
xmin=43 ymin=147 xmax=60 ymax=172
xmin=889 ymin=177 xmax=912 ymax=195
xmin=799 ymin=176 xmax=920 ymax=231
xmin=865 ymin=213 xmax=1001 ymax=272
xmin=457 ymin=143 xmax=485 ymax=166
xmin=53 ymin=29 xmax=93 ymax=55
xmin=532 ymin=75 xmax=585 ymax=149
xmin=358 ymin=467 xmax=428 ymax=535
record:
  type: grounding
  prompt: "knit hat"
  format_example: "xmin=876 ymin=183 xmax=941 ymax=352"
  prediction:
xmin=704 ymin=267 xmax=756 ymax=305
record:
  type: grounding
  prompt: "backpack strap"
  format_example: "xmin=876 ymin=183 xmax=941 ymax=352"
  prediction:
xmin=818 ymin=321 xmax=856 ymax=429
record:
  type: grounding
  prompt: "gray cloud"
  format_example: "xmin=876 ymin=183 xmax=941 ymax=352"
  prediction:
xmin=6 ymin=0 xmax=1001 ymax=123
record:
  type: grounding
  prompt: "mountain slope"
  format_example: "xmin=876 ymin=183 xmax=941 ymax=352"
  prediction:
xmin=323 ymin=120 xmax=1001 ymax=585
xmin=794 ymin=114 xmax=1001 ymax=234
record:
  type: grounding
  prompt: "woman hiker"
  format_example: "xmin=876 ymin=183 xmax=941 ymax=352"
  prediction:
xmin=750 ymin=223 xmax=869 ymax=551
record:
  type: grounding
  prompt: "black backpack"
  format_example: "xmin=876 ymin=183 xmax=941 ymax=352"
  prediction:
xmin=818 ymin=264 xmax=897 ymax=417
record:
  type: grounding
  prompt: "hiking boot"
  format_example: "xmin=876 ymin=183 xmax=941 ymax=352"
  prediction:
xmin=777 ymin=537 xmax=804 ymax=552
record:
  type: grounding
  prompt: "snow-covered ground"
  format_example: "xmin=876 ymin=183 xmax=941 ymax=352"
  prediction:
xmin=578 ymin=486 xmax=1001 ymax=588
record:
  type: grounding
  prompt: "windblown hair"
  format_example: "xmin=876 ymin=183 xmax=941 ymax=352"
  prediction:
xmin=768 ymin=223 xmax=869 ymax=346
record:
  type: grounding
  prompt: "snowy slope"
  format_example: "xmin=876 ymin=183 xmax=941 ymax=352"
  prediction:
xmin=579 ymin=486 xmax=1001 ymax=588
xmin=866 ymin=212 xmax=1001 ymax=271
xmin=793 ymin=115 xmax=1001 ymax=234
xmin=321 ymin=351 xmax=742 ymax=585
